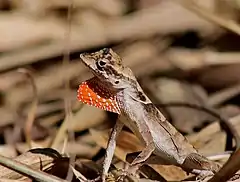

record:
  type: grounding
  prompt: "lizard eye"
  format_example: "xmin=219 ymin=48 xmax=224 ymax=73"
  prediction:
xmin=96 ymin=60 xmax=106 ymax=71
xmin=97 ymin=60 xmax=106 ymax=67
xmin=99 ymin=60 xmax=106 ymax=66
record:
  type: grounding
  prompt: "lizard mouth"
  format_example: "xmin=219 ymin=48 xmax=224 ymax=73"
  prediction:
xmin=80 ymin=52 xmax=101 ymax=76
xmin=80 ymin=51 xmax=110 ymax=82
xmin=80 ymin=48 xmax=109 ymax=69
xmin=80 ymin=53 xmax=95 ymax=69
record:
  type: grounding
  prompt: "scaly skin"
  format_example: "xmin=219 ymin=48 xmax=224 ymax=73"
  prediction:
xmin=78 ymin=48 xmax=221 ymax=181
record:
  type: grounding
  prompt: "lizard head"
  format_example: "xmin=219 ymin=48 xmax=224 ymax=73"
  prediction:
xmin=80 ymin=48 xmax=136 ymax=91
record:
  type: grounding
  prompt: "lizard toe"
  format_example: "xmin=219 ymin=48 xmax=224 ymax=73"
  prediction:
xmin=229 ymin=173 xmax=240 ymax=181
xmin=116 ymin=169 xmax=128 ymax=182
xmin=194 ymin=169 xmax=214 ymax=181
xmin=116 ymin=167 xmax=140 ymax=181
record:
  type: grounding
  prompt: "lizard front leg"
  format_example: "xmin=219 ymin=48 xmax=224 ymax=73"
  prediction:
xmin=101 ymin=119 xmax=124 ymax=182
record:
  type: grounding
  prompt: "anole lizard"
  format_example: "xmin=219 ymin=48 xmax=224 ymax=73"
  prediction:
xmin=77 ymin=48 xmax=221 ymax=181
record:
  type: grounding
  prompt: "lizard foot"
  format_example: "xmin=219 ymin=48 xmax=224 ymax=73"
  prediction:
xmin=192 ymin=169 xmax=214 ymax=181
xmin=229 ymin=173 xmax=240 ymax=181
xmin=86 ymin=174 xmax=110 ymax=182
xmin=85 ymin=176 xmax=101 ymax=182
xmin=116 ymin=169 xmax=128 ymax=182
xmin=116 ymin=165 xmax=140 ymax=182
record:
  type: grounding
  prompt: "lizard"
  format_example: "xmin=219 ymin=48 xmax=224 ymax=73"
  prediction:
xmin=77 ymin=48 xmax=221 ymax=181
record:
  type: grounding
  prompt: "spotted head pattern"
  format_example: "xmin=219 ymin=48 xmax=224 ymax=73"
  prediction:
xmin=77 ymin=77 xmax=120 ymax=114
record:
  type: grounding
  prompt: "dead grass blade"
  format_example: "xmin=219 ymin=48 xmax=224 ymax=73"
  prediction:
xmin=208 ymin=84 xmax=240 ymax=106
xmin=18 ymin=68 xmax=38 ymax=149
xmin=48 ymin=104 xmax=83 ymax=149
xmin=62 ymin=1 xmax=75 ymax=181
xmin=208 ymin=148 xmax=240 ymax=182
xmin=177 ymin=0 xmax=240 ymax=35
xmin=0 ymin=148 xmax=67 ymax=182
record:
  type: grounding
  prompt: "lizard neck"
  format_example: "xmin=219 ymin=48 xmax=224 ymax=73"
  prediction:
xmin=116 ymin=82 xmax=152 ymax=111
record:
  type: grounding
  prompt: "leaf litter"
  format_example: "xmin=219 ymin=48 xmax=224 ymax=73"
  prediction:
xmin=1 ymin=0 xmax=240 ymax=181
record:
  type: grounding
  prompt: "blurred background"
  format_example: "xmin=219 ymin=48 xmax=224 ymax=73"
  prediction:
xmin=1 ymin=0 xmax=240 ymax=181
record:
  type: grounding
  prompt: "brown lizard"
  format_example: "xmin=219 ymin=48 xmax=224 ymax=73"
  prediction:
xmin=77 ymin=48 xmax=221 ymax=181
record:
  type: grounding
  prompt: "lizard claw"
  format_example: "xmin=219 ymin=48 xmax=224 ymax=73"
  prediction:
xmin=88 ymin=173 xmax=117 ymax=182
xmin=116 ymin=169 xmax=128 ymax=182
xmin=101 ymin=174 xmax=106 ymax=182
xmin=86 ymin=176 xmax=101 ymax=182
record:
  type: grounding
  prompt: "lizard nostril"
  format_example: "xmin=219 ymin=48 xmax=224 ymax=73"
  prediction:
xmin=102 ymin=48 xmax=109 ymax=54
xmin=80 ymin=53 xmax=85 ymax=58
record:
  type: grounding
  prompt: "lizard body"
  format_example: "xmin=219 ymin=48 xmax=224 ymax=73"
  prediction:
xmin=77 ymin=48 xmax=220 ymax=181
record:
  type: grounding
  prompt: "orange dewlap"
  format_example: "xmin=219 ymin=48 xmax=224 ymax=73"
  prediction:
xmin=77 ymin=77 xmax=120 ymax=114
